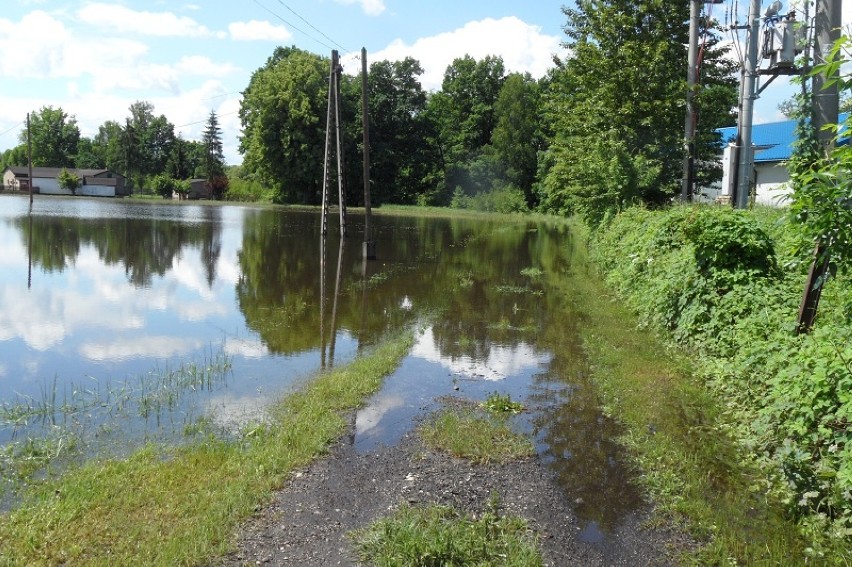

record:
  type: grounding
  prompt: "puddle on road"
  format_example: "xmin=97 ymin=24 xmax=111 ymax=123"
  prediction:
xmin=353 ymin=319 xmax=645 ymax=544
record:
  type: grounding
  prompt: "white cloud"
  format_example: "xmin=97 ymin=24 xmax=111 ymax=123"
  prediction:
xmin=76 ymin=3 xmax=221 ymax=38
xmin=335 ymin=0 xmax=386 ymax=17
xmin=348 ymin=16 xmax=565 ymax=91
xmin=229 ymin=20 xmax=292 ymax=42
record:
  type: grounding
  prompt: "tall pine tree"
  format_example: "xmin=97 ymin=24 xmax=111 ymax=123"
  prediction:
xmin=202 ymin=110 xmax=227 ymax=199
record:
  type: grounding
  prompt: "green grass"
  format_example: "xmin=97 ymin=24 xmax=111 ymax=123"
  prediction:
xmin=564 ymin=220 xmax=807 ymax=565
xmin=419 ymin=407 xmax=534 ymax=464
xmin=0 ymin=332 xmax=413 ymax=566
xmin=351 ymin=500 xmax=542 ymax=567
xmin=481 ymin=392 xmax=525 ymax=415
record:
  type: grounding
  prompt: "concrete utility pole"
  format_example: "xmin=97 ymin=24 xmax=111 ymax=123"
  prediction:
xmin=796 ymin=0 xmax=842 ymax=334
xmin=733 ymin=0 xmax=763 ymax=209
xmin=681 ymin=0 xmax=701 ymax=202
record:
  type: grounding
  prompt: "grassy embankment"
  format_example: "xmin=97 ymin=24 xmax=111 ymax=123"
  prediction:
xmin=0 ymin=332 xmax=413 ymax=566
xmin=578 ymin=205 xmax=851 ymax=564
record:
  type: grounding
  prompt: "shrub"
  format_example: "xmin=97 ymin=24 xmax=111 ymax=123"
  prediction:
xmin=589 ymin=204 xmax=852 ymax=558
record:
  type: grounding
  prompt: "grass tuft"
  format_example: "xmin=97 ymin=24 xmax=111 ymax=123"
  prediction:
xmin=351 ymin=499 xmax=542 ymax=567
xmin=419 ymin=407 xmax=533 ymax=464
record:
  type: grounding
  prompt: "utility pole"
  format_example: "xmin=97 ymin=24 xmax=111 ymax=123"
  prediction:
xmin=733 ymin=0 xmax=763 ymax=209
xmin=26 ymin=112 xmax=33 ymax=206
xmin=796 ymin=0 xmax=842 ymax=334
xmin=321 ymin=50 xmax=347 ymax=237
xmin=681 ymin=0 xmax=701 ymax=202
xmin=361 ymin=47 xmax=376 ymax=260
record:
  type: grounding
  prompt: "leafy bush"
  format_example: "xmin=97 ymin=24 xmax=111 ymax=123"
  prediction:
xmin=224 ymin=177 xmax=275 ymax=202
xmin=449 ymin=185 xmax=528 ymax=214
xmin=590 ymin=204 xmax=852 ymax=559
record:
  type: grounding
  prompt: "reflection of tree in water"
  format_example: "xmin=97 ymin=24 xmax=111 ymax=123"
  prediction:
xmin=16 ymin=211 xmax=223 ymax=288
xmin=235 ymin=209 xmax=563 ymax=361
xmin=529 ymin=315 xmax=644 ymax=532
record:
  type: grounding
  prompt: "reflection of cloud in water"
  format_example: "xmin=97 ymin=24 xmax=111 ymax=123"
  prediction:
xmin=224 ymin=337 xmax=269 ymax=358
xmin=80 ymin=336 xmax=203 ymax=361
xmin=411 ymin=327 xmax=549 ymax=381
xmin=355 ymin=394 xmax=405 ymax=439
xmin=178 ymin=300 xmax=228 ymax=322
xmin=203 ymin=392 xmax=272 ymax=430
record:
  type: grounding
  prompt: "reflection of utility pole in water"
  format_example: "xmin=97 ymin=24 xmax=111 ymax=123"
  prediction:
xmin=319 ymin=234 xmax=328 ymax=369
xmin=27 ymin=207 xmax=33 ymax=289
xmin=328 ymin=237 xmax=345 ymax=367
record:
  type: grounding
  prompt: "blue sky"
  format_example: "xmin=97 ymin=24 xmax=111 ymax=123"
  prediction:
xmin=0 ymin=1 xmax=848 ymax=165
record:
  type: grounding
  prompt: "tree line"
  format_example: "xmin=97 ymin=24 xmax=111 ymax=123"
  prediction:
xmin=1 ymin=102 xmax=227 ymax=198
xmin=240 ymin=2 xmax=735 ymax=216
xmin=2 ymin=2 xmax=737 ymax=214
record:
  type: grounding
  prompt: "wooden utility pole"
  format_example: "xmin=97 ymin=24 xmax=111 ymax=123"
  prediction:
xmin=321 ymin=50 xmax=347 ymax=237
xmin=26 ymin=112 xmax=33 ymax=205
xmin=796 ymin=0 xmax=842 ymax=334
xmin=361 ymin=47 xmax=376 ymax=260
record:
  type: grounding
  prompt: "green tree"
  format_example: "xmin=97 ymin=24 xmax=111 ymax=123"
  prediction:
xmin=93 ymin=120 xmax=125 ymax=173
xmin=20 ymin=106 xmax=80 ymax=167
xmin=367 ymin=57 xmax=441 ymax=204
xmin=57 ymin=167 xmax=80 ymax=194
xmin=538 ymin=1 xmax=736 ymax=220
xmin=491 ymin=72 xmax=543 ymax=205
xmin=0 ymin=145 xmax=27 ymax=170
xmin=427 ymin=55 xmax=506 ymax=200
xmin=239 ymin=46 xmax=328 ymax=204
xmin=125 ymin=101 xmax=175 ymax=178
xmin=75 ymin=137 xmax=103 ymax=169
xmin=202 ymin=110 xmax=227 ymax=199
xmin=152 ymin=173 xmax=177 ymax=199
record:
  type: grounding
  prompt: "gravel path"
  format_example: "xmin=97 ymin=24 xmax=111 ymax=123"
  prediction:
xmin=215 ymin=411 xmax=692 ymax=566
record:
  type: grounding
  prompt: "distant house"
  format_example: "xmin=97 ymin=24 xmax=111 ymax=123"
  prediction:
xmin=2 ymin=167 xmax=128 ymax=197
xmin=712 ymin=113 xmax=849 ymax=206
xmin=188 ymin=178 xmax=212 ymax=200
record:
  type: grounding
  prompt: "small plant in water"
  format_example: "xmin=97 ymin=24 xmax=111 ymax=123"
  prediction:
xmin=520 ymin=266 xmax=544 ymax=280
xmin=482 ymin=392 xmax=524 ymax=415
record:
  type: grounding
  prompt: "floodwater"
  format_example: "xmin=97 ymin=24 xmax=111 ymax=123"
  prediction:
xmin=0 ymin=194 xmax=640 ymax=539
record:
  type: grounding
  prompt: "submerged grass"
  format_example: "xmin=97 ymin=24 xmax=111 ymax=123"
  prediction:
xmin=351 ymin=499 xmax=542 ymax=566
xmin=564 ymin=221 xmax=806 ymax=564
xmin=0 ymin=332 xmax=413 ymax=566
xmin=419 ymin=407 xmax=534 ymax=464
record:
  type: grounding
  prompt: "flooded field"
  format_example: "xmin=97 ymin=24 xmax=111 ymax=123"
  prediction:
xmin=0 ymin=194 xmax=639 ymax=538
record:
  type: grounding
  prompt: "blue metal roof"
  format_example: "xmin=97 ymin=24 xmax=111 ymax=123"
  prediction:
xmin=717 ymin=112 xmax=849 ymax=163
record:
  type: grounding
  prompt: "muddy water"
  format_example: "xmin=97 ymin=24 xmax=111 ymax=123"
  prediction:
xmin=0 ymin=195 xmax=641 ymax=535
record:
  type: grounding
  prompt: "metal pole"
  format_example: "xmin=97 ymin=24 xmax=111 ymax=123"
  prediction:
xmin=361 ymin=47 xmax=376 ymax=259
xmin=681 ymin=0 xmax=700 ymax=202
xmin=796 ymin=0 xmax=842 ymax=334
xmin=812 ymin=0 xmax=841 ymax=155
xmin=735 ymin=0 xmax=762 ymax=209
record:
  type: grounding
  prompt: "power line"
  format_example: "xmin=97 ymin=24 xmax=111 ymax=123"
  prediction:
xmin=275 ymin=0 xmax=349 ymax=52
xmin=0 ymin=121 xmax=24 ymax=139
xmin=251 ymin=0 xmax=337 ymax=52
